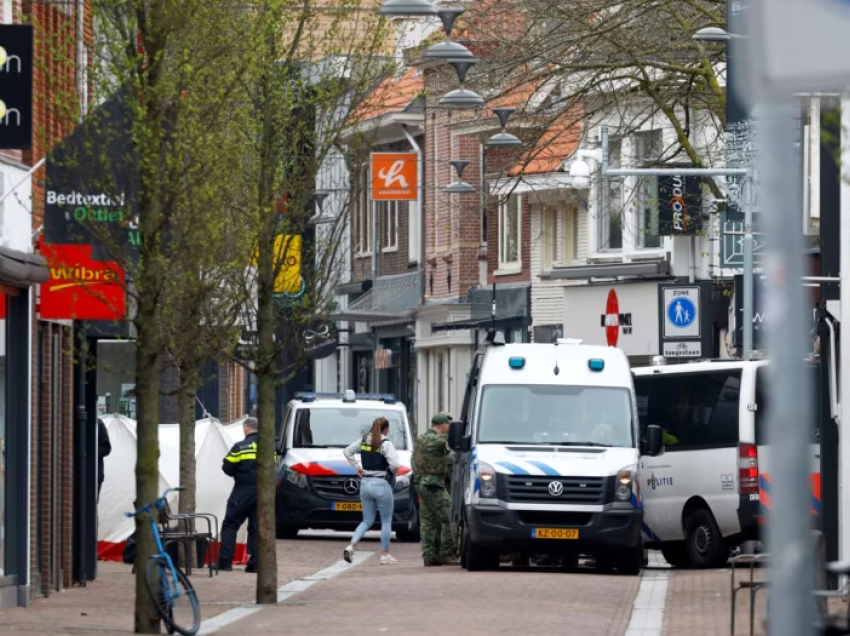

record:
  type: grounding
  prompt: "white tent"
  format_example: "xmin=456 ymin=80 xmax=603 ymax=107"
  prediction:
xmin=98 ymin=414 xmax=250 ymax=565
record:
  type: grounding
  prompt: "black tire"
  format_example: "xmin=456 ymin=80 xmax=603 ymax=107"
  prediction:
xmin=660 ymin=542 xmax=690 ymax=568
xmin=683 ymin=508 xmax=728 ymax=569
xmin=617 ymin=544 xmax=643 ymax=576
xmin=463 ymin=530 xmax=499 ymax=571
xmin=276 ymin=525 xmax=299 ymax=540
xmin=396 ymin=505 xmax=421 ymax=542
xmin=145 ymin=557 xmax=201 ymax=636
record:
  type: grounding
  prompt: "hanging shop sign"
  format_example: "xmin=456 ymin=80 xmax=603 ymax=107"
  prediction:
xmin=251 ymin=234 xmax=302 ymax=294
xmin=39 ymin=242 xmax=126 ymax=320
xmin=44 ymin=90 xmax=139 ymax=252
xmin=656 ymin=174 xmax=704 ymax=236
xmin=0 ymin=25 xmax=33 ymax=150
xmin=371 ymin=153 xmax=418 ymax=201
xmin=300 ymin=320 xmax=338 ymax=360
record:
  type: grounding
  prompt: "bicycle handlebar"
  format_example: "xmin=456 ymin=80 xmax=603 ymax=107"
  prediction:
xmin=125 ymin=487 xmax=185 ymax=518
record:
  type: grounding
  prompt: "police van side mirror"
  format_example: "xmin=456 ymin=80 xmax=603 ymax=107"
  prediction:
xmin=448 ymin=420 xmax=470 ymax=452
xmin=645 ymin=425 xmax=664 ymax=457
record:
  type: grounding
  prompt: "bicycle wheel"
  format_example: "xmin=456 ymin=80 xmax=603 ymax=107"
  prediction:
xmin=145 ymin=556 xmax=201 ymax=636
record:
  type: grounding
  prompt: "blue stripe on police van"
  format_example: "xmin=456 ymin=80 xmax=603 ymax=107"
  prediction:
xmin=496 ymin=461 xmax=530 ymax=475
xmin=526 ymin=460 xmax=560 ymax=476
xmin=631 ymin=493 xmax=661 ymax=542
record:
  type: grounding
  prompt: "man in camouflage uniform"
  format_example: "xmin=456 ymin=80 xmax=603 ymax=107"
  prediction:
xmin=412 ymin=412 xmax=459 ymax=566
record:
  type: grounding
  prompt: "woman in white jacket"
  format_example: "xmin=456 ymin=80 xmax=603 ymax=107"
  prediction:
xmin=342 ymin=417 xmax=399 ymax=565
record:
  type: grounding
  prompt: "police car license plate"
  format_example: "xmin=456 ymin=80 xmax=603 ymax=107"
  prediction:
xmin=332 ymin=502 xmax=362 ymax=512
xmin=532 ymin=528 xmax=579 ymax=539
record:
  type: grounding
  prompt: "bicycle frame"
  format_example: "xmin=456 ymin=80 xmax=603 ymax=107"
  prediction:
xmin=127 ymin=488 xmax=183 ymax=605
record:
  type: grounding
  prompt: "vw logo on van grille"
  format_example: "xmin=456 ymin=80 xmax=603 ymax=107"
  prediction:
xmin=343 ymin=479 xmax=360 ymax=495
xmin=548 ymin=481 xmax=564 ymax=497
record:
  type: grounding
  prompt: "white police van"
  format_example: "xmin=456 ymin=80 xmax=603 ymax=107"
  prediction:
xmin=448 ymin=335 xmax=665 ymax=573
xmin=274 ymin=390 xmax=420 ymax=541
xmin=632 ymin=357 xmax=822 ymax=568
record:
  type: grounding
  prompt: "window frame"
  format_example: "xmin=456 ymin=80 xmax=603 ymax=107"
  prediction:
xmin=637 ymin=176 xmax=662 ymax=249
xmin=381 ymin=200 xmax=399 ymax=252
xmin=634 ymin=370 xmax=743 ymax=451
xmin=541 ymin=206 xmax=557 ymax=271
xmin=561 ymin=204 xmax=578 ymax=264
xmin=355 ymin=171 xmax=372 ymax=256
xmin=598 ymin=138 xmax=623 ymax=252
xmin=498 ymin=193 xmax=522 ymax=269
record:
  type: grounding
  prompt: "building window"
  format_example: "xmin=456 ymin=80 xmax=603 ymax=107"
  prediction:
xmin=635 ymin=129 xmax=663 ymax=165
xmin=355 ymin=172 xmax=371 ymax=255
xmin=381 ymin=200 xmax=398 ymax=251
xmin=499 ymin=193 xmax=521 ymax=268
xmin=599 ymin=139 xmax=623 ymax=251
xmin=562 ymin=205 xmax=578 ymax=264
xmin=542 ymin=207 xmax=557 ymax=271
xmin=638 ymin=177 xmax=662 ymax=248
xmin=436 ymin=351 xmax=445 ymax=412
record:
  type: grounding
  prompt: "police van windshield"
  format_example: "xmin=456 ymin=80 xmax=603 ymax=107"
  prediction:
xmin=477 ymin=385 xmax=634 ymax=447
xmin=292 ymin=408 xmax=409 ymax=450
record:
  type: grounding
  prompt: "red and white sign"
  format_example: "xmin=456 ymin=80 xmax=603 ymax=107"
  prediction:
xmin=371 ymin=153 xmax=418 ymax=201
xmin=563 ymin=283 xmax=657 ymax=356
xmin=39 ymin=242 xmax=126 ymax=320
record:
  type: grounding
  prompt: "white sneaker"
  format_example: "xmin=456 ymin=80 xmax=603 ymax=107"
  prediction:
xmin=343 ymin=546 xmax=354 ymax=564
xmin=380 ymin=555 xmax=398 ymax=565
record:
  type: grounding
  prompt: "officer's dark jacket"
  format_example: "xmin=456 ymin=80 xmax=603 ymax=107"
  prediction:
xmin=222 ymin=432 xmax=258 ymax=486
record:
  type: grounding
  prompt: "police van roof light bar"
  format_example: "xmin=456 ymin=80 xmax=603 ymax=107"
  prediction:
xmin=294 ymin=391 xmax=398 ymax=404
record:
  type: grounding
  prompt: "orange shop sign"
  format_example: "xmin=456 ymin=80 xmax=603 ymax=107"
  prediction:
xmin=371 ymin=153 xmax=418 ymax=201
xmin=39 ymin=243 xmax=126 ymax=320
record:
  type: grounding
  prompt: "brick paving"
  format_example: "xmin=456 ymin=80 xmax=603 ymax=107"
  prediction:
xmin=0 ymin=538 xmax=342 ymax=635
xmin=212 ymin=540 xmax=641 ymax=636
xmin=662 ymin=565 xmax=849 ymax=636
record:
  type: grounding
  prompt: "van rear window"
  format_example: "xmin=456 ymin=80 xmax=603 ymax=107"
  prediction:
xmin=754 ymin=365 xmax=820 ymax=446
xmin=634 ymin=370 xmax=741 ymax=449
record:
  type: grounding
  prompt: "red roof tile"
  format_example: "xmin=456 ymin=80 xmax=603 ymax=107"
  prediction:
xmin=350 ymin=68 xmax=424 ymax=123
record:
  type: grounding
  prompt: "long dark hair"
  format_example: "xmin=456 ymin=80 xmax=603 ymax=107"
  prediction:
xmin=370 ymin=417 xmax=390 ymax=448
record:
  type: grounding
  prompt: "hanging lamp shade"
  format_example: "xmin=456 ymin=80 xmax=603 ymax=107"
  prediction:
xmin=424 ymin=41 xmax=474 ymax=60
xmin=485 ymin=131 xmax=523 ymax=148
xmin=440 ymin=88 xmax=485 ymax=107
xmin=445 ymin=181 xmax=476 ymax=194
xmin=378 ymin=0 xmax=438 ymax=16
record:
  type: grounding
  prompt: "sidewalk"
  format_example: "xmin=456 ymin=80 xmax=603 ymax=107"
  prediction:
xmin=210 ymin=541 xmax=640 ymax=636
xmin=0 ymin=539 xmax=342 ymax=635
xmin=662 ymin=566 xmax=849 ymax=636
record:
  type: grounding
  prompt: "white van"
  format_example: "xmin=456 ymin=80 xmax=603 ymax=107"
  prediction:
xmin=447 ymin=336 xmax=665 ymax=574
xmin=274 ymin=391 xmax=420 ymax=541
xmin=632 ymin=358 xmax=821 ymax=568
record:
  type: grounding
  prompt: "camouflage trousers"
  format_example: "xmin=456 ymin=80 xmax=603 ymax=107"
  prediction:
xmin=417 ymin=482 xmax=456 ymax=559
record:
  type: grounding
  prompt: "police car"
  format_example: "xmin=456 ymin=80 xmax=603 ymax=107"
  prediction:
xmin=274 ymin=390 xmax=420 ymax=541
xmin=448 ymin=335 xmax=664 ymax=574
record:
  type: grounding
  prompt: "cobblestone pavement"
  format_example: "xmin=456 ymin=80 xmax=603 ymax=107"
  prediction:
xmin=0 ymin=537 xmax=342 ymax=635
xmin=11 ymin=532 xmax=837 ymax=636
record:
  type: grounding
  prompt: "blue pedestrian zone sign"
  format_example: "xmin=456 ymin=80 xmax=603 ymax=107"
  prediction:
xmin=662 ymin=287 xmax=701 ymax=339
xmin=667 ymin=297 xmax=696 ymax=329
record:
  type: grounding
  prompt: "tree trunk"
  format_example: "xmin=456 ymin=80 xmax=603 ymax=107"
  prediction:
xmin=135 ymin=287 xmax=164 ymax=633
xmin=177 ymin=379 xmax=197 ymax=571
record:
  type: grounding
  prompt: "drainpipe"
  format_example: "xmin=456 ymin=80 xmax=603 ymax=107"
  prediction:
xmin=401 ymin=124 xmax=423 ymax=297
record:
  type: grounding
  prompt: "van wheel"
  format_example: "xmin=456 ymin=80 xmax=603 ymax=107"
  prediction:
xmin=617 ymin=545 xmax=643 ymax=576
xmin=276 ymin=525 xmax=298 ymax=540
xmin=396 ymin=505 xmax=421 ymax=542
xmin=684 ymin=508 xmax=728 ymax=568
xmin=463 ymin=531 xmax=499 ymax=571
xmin=660 ymin=542 xmax=689 ymax=568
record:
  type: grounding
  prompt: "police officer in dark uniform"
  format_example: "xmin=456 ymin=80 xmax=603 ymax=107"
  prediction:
xmin=218 ymin=417 xmax=259 ymax=573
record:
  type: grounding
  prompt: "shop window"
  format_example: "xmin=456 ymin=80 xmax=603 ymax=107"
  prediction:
xmin=634 ymin=370 xmax=741 ymax=450
xmin=498 ymin=194 xmax=521 ymax=268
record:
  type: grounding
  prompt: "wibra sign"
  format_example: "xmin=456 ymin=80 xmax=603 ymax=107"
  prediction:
xmin=39 ymin=243 xmax=126 ymax=320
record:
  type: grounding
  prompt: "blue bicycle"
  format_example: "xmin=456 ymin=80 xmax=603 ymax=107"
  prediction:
xmin=126 ymin=487 xmax=201 ymax=636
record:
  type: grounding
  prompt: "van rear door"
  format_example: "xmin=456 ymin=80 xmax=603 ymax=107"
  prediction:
xmin=754 ymin=364 xmax=821 ymax=519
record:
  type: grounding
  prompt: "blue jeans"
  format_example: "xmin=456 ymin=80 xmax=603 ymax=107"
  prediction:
xmin=351 ymin=478 xmax=394 ymax=551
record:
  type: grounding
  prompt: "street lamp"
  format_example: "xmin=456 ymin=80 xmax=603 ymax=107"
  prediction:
xmin=692 ymin=26 xmax=745 ymax=42
xmin=424 ymin=8 xmax=474 ymax=60
xmin=485 ymin=108 xmax=523 ymax=148
xmin=445 ymin=160 xmax=476 ymax=193
xmin=439 ymin=59 xmax=485 ymax=107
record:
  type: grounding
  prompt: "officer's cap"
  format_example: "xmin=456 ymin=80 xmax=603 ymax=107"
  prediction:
xmin=431 ymin=412 xmax=453 ymax=425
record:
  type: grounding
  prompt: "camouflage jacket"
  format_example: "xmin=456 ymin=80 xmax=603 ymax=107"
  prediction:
xmin=412 ymin=429 xmax=453 ymax=487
